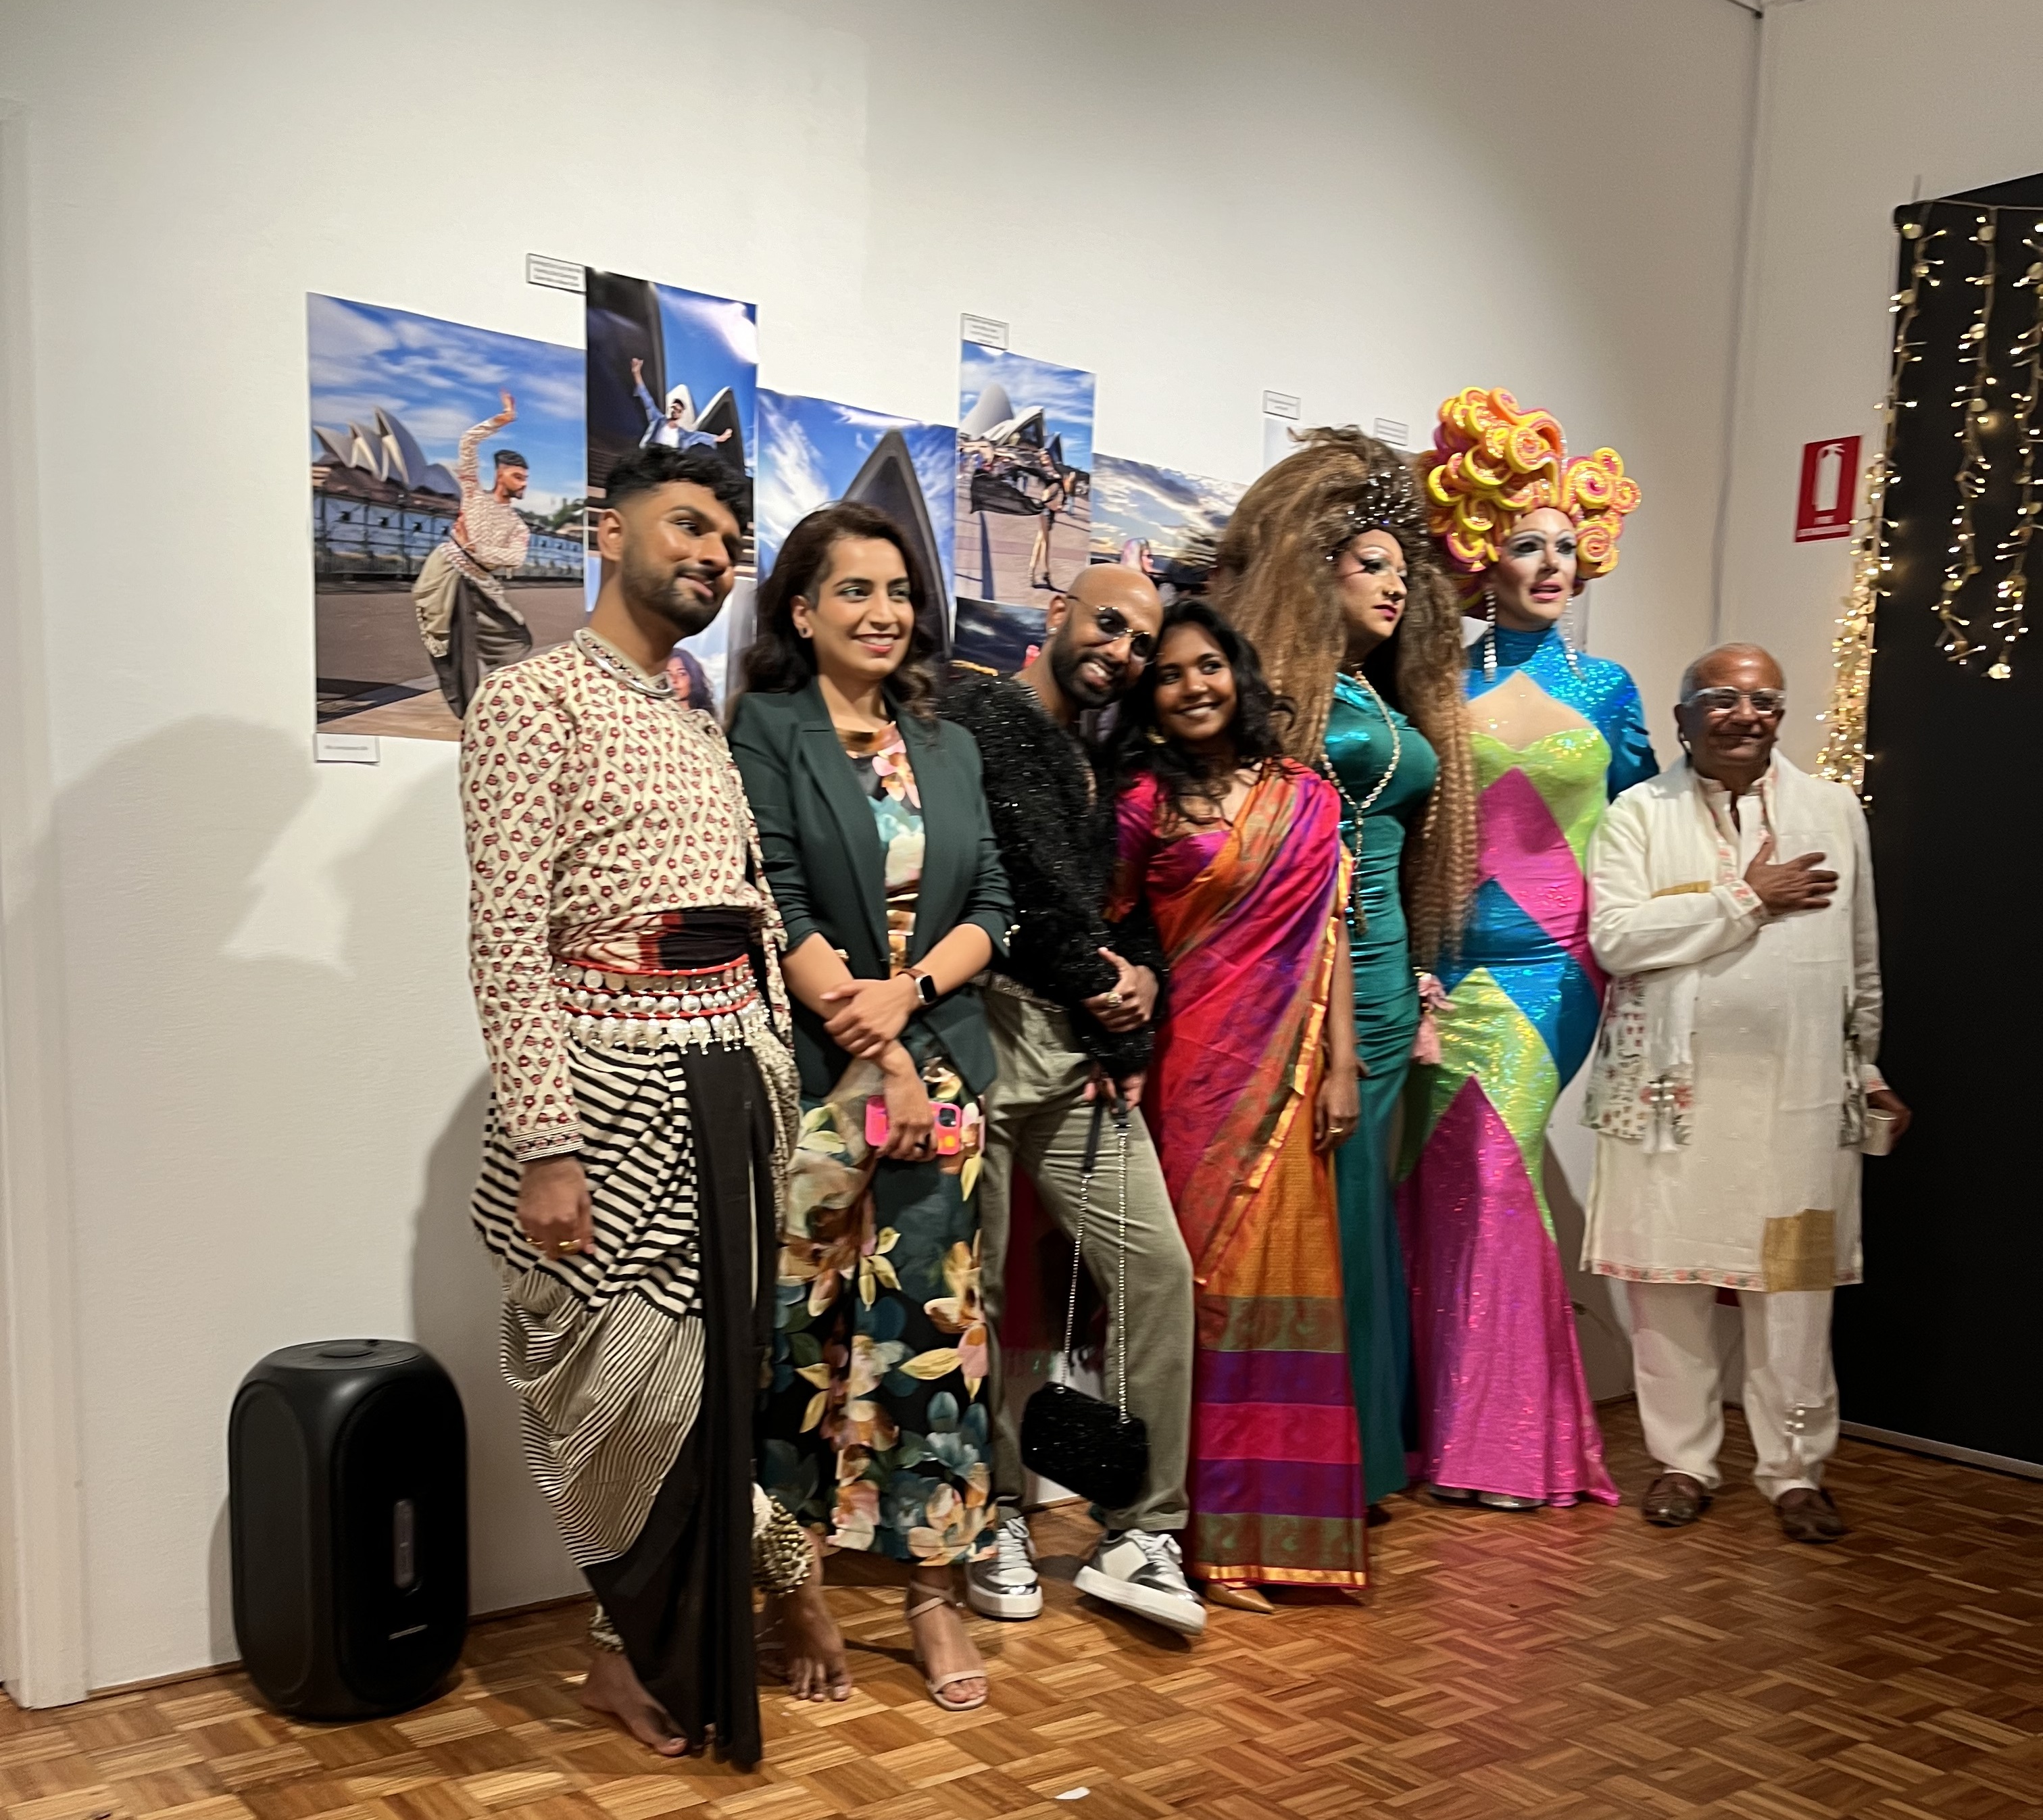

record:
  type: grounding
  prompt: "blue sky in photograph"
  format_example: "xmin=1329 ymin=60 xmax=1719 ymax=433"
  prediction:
xmin=756 ymin=389 xmax=958 ymax=599
xmin=654 ymin=283 xmax=759 ymax=474
xmin=1089 ymin=453 xmax=1246 ymax=562
xmin=958 ymin=344 xmax=1096 ymax=474
xmin=307 ymin=293 xmax=585 ymax=514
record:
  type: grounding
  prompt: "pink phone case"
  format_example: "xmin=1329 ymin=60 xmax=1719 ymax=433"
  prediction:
xmin=864 ymin=1098 xmax=966 ymax=1152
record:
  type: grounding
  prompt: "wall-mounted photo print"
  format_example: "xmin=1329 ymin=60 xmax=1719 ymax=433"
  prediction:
xmin=756 ymin=389 xmax=958 ymax=668
xmin=952 ymin=345 xmax=1095 ymax=676
xmin=584 ymin=270 xmax=758 ymax=713
xmin=309 ymin=293 xmax=585 ymax=742
xmin=1089 ymin=453 xmax=1246 ymax=604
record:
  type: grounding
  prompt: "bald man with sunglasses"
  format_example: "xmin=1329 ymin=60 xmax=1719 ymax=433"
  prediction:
xmin=938 ymin=566 xmax=1204 ymax=1635
xmin=1581 ymin=643 xmax=1909 ymax=1545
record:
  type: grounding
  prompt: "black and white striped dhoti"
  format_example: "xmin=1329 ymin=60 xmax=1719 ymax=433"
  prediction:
xmin=472 ymin=1020 xmax=793 ymax=1765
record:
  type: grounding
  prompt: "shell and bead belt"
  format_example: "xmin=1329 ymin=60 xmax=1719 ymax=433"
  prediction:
xmin=551 ymin=956 xmax=765 ymax=1052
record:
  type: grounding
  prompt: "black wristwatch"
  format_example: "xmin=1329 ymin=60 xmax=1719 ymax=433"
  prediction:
xmin=907 ymin=966 xmax=939 ymax=1008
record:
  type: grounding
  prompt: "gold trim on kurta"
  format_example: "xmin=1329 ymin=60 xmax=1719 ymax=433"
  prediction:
xmin=1763 ymin=1208 xmax=1838 ymax=1292
xmin=1650 ymin=881 xmax=1713 ymax=897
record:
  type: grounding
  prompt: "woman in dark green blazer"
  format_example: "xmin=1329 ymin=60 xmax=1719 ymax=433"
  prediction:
xmin=729 ymin=501 xmax=1012 ymax=1717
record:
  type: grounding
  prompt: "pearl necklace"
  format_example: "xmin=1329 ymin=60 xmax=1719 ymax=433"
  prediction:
xmin=1320 ymin=669 xmax=1402 ymax=927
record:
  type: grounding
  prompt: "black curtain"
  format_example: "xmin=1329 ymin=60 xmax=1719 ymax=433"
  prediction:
xmin=1833 ymin=180 xmax=2043 ymax=1467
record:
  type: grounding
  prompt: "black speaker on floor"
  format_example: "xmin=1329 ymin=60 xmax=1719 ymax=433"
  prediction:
xmin=229 ymin=1339 xmax=468 ymax=1719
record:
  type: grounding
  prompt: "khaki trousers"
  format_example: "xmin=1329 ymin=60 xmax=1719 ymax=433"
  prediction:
xmin=1621 ymin=1280 xmax=1838 ymax=1502
xmin=979 ymin=989 xmax=1193 ymax=1533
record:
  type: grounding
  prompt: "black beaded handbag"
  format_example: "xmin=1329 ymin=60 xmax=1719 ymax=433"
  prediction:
xmin=1019 ymin=1099 xmax=1150 ymax=1513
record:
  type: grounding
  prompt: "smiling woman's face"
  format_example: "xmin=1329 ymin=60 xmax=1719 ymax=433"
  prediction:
xmin=1150 ymin=621 xmax=1239 ymax=755
xmin=791 ymin=535 xmax=914 ymax=693
xmin=1485 ymin=506 xmax=1579 ymax=629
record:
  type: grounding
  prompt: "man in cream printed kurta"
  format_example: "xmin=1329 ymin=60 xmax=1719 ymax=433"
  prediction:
xmin=1582 ymin=644 xmax=1910 ymax=1544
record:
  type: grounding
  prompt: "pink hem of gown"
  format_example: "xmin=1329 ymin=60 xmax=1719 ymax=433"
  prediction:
xmin=1398 ymin=1076 xmax=1619 ymax=1506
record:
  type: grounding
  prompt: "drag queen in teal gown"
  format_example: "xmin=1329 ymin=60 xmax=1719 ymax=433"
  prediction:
xmin=1211 ymin=429 xmax=1477 ymax=1508
xmin=1323 ymin=675 xmax=1437 ymax=1504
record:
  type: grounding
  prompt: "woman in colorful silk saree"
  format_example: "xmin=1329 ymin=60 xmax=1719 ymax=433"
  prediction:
xmin=1106 ymin=601 xmax=1368 ymax=1610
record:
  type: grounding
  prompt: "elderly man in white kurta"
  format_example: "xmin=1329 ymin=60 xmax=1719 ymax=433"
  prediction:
xmin=1581 ymin=644 xmax=1910 ymax=1544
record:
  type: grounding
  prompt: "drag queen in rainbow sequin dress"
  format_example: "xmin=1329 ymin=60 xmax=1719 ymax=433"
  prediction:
xmin=1396 ymin=389 xmax=1656 ymax=1509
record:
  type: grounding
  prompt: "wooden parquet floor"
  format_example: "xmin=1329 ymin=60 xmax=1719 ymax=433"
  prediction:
xmin=6 ymin=1403 xmax=2040 ymax=1820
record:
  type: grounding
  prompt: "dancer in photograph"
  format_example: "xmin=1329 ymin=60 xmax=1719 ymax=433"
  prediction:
xmin=1106 ymin=601 xmax=1367 ymax=1610
xmin=1583 ymin=643 xmax=1906 ymax=1542
xmin=731 ymin=502 xmax=1014 ymax=1713
xmin=461 ymin=443 xmax=795 ymax=1764
xmin=416 ymin=390 xmax=535 ymax=719
xmin=1398 ymin=387 xmax=1656 ymax=1510
xmin=939 ymin=564 xmax=1205 ymax=1637
xmin=1028 ymin=462 xmax=1070 ymax=592
xmin=631 ymin=357 xmax=733 ymax=452
xmin=1210 ymin=428 xmax=1476 ymax=1511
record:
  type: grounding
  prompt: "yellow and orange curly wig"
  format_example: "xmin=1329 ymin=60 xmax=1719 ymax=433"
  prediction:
xmin=1419 ymin=388 xmax=1641 ymax=594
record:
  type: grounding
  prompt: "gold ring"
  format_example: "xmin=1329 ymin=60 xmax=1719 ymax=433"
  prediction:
xmin=1104 ymin=991 xmax=1125 ymax=1008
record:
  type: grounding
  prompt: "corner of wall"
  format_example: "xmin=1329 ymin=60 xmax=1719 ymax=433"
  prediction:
xmin=0 ymin=97 xmax=91 ymax=1711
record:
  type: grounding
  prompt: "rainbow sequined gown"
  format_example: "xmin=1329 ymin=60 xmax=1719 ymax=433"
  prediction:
xmin=1395 ymin=624 xmax=1656 ymax=1504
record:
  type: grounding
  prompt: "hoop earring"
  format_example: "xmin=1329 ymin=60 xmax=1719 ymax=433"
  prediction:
xmin=1481 ymin=587 xmax=1498 ymax=684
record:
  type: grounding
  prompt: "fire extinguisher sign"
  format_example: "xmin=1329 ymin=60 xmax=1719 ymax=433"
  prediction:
xmin=1794 ymin=436 xmax=1860 ymax=542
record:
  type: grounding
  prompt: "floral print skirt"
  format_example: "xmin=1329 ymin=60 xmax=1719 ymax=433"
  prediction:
xmin=759 ymin=1052 xmax=996 ymax=1566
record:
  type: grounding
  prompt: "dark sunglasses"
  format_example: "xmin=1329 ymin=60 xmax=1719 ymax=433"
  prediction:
xmin=1083 ymin=603 xmax=1155 ymax=664
xmin=1683 ymin=686 xmax=1787 ymax=717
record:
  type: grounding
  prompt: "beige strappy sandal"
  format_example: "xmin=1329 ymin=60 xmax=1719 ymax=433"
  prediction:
xmin=905 ymin=1586 xmax=989 ymax=1712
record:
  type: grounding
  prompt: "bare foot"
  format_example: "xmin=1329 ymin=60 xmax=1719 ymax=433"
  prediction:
xmin=581 ymin=1648 xmax=690 ymax=1756
xmin=906 ymin=1577 xmax=987 ymax=1708
xmin=772 ymin=1579 xmax=852 ymax=1702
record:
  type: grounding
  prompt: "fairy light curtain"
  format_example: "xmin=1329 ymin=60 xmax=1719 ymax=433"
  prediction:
xmin=1820 ymin=195 xmax=2043 ymax=791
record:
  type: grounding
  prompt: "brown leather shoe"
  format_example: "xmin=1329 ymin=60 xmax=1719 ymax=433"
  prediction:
xmin=1641 ymin=1471 xmax=1713 ymax=1527
xmin=1775 ymin=1487 xmax=1848 ymax=1544
xmin=1202 ymin=1581 xmax=1276 ymax=1614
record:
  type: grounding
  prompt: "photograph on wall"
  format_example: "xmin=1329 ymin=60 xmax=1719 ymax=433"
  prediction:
xmin=1089 ymin=453 xmax=1246 ymax=604
xmin=585 ymin=270 xmax=758 ymax=712
xmin=310 ymin=293 xmax=586 ymax=743
xmin=952 ymin=344 xmax=1095 ymax=675
xmin=756 ymin=389 xmax=958 ymax=669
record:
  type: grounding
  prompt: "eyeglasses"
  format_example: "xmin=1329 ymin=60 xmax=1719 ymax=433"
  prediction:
xmin=1683 ymin=686 xmax=1787 ymax=717
xmin=1070 ymin=601 xmax=1154 ymax=663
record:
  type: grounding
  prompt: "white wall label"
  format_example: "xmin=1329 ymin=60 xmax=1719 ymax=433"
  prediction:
xmin=1262 ymin=390 xmax=1301 ymax=419
xmin=1373 ymin=416 xmax=1410 ymax=448
xmin=525 ymin=255 xmax=585 ymax=293
xmin=314 ymin=732 xmax=380 ymax=765
xmin=960 ymin=313 xmax=1008 ymax=349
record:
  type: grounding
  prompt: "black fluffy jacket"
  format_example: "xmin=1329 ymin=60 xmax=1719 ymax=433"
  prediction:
xmin=938 ymin=674 xmax=1166 ymax=1077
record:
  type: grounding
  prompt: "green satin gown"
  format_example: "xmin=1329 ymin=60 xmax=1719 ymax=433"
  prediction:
xmin=1325 ymin=672 xmax=1437 ymax=1505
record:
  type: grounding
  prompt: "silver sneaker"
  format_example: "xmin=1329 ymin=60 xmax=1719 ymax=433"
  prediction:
xmin=1075 ymin=1530 xmax=1206 ymax=1635
xmin=965 ymin=1513 xmax=1043 ymax=1620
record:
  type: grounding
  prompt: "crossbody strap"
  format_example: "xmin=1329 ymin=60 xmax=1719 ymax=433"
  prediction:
xmin=1058 ymin=1098 xmax=1132 ymax=1420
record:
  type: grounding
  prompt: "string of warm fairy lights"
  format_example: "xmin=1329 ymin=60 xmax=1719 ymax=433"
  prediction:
xmin=1817 ymin=212 xmax=1940 ymax=789
xmin=1983 ymin=227 xmax=2043 ymax=678
xmin=1931 ymin=213 xmax=1998 ymax=662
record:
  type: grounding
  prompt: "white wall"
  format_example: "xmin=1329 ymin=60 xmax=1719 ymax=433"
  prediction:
xmin=0 ymin=0 xmax=1750 ymax=1689
xmin=1721 ymin=0 xmax=2043 ymax=764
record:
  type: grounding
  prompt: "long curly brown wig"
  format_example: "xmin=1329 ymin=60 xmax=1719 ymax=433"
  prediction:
xmin=1208 ymin=426 xmax=1477 ymax=966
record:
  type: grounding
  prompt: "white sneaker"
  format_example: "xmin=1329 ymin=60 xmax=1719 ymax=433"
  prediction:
xmin=1075 ymin=1530 xmax=1206 ymax=1635
xmin=965 ymin=1514 xmax=1043 ymax=1620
